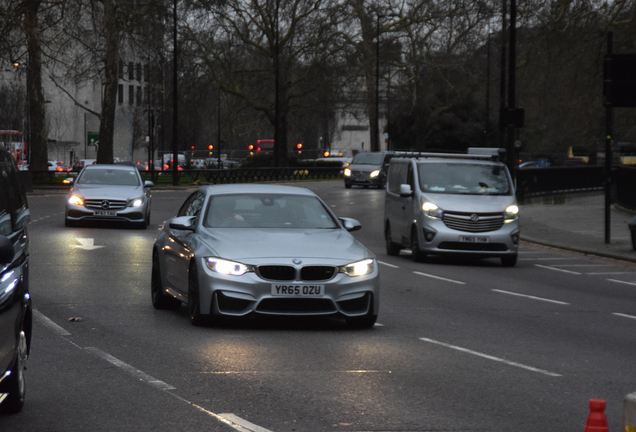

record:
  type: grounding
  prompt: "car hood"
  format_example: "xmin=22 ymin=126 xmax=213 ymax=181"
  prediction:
xmin=348 ymin=163 xmax=381 ymax=172
xmin=422 ymin=193 xmax=516 ymax=213
xmin=198 ymin=228 xmax=372 ymax=262
xmin=70 ymin=184 xmax=145 ymax=199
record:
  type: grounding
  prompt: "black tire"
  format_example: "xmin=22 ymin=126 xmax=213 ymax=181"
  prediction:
xmin=631 ymin=230 xmax=636 ymax=251
xmin=146 ymin=211 xmax=151 ymax=226
xmin=151 ymin=252 xmax=181 ymax=310
xmin=411 ymin=227 xmax=427 ymax=263
xmin=346 ymin=311 xmax=377 ymax=329
xmin=344 ymin=183 xmax=352 ymax=189
xmin=135 ymin=219 xmax=148 ymax=230
xmin=501 ymin=254 xmax=518 ymax=267
xmin=385 ymin=223 xmax=401 ymax=256
xmin=64 ymin=218 xmax=76 ymax=227
xmin=0 ymin=330 xmax=27 ymax=414
xmin=188 ymin=263 xmax=209 ymax=326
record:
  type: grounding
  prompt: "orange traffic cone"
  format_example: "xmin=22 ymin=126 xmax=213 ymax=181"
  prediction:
xmin=584 ymin=399 xmax=609 ymax=432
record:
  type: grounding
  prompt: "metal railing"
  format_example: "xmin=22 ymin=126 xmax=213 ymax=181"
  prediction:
xmin=516 ymin=166 xmax=605 ymax=200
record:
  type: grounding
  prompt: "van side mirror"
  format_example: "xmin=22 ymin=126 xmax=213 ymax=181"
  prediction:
xmin=399 ymin=184 xmax=412 ymax=197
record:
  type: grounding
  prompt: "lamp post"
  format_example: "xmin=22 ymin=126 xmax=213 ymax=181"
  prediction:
xmin=375 ymin=13 xmax=399 ymax=152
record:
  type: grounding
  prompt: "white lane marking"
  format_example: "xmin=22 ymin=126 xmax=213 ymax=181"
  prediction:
xmin=534 ymin=264 xmax=581 ymax=274
xmin=588 ymin=272 xmax=636 ymax=275
xmin=33 ymin=309 xmax=71 ymax=336
xmin=607 ymin=279 xmax=636 ymax=286
xmin=613 ymin=312 xmax=636 ymax=320
xmin=551 ymin=264 xmax=613 ymax=267
xmin=413 ymin=271 xmax=465 ymax=285
xmin=378 ymin=260 xmax=399 ymax=268
xmin=219 ymin=414 xmax=274 ymax=432
xmin=73 ymin=238 xmax=104 ymax=250
xmin=419 ymin=337 xmax=562 ymax=377
xmin=374 ymin=323 xmax=385 ymax=327
xmin=84 ymin=347 xmax=176 ymax=390
xmin=492 ymin=289 xmax=570 ymax=305
xmin=520 ymin=258 xmax=577 ymax=261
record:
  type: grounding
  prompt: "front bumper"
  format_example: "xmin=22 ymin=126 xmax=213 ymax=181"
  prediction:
xmin=195 ymin=258 xmax=380 ymax=319
xmin=415 ymin=217 xmax=520 ymax=257
xmin=344 ymin=174 xmax=383 ymax=187
xmin=65 ymin=204 xmax=147 ymax=223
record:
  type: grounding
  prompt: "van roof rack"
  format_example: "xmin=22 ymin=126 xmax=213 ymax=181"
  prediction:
xmin=392 ymin=150 xmax=504 ymax=161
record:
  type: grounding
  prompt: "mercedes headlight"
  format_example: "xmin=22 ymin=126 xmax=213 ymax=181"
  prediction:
xmin=504 ymin=205 xmax=519 ymax=222
xmin=340 ymin=259 xmax=375 ymax=277
xmin=370 ymin=170 xmax=380 ymax=178
xmin=421 ymin=201 xmax=443 ymax=219
xmin=206 ymin=258 xmax=253 ymax=276
xmin=344 ymin=168 xmax=352 ymax=177
xmin=129 ymin=198 xmax=144 ymax=207
xmin=68 ymin=195 xmax=84 ymax=206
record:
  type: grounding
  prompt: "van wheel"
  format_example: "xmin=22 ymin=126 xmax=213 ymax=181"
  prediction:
xmin=501 ymin=254 xmax=518 ymax=267
xmin=411 ymin=227 xmax=427 ymax=263
xmin=385 ymin=224 xmax=401 ymax=256
xmin=345 ymin=183 xmax=351 ymax=189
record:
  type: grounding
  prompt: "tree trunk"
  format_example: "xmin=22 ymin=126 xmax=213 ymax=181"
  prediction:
xmin=97 ymin=0 xmax=120 ymax=164
xmin=23 ymin=0 xmax=48 ymax=172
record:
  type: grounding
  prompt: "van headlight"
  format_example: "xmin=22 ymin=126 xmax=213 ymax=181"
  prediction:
xmin=340 ymin=259 xmax=375 ymax=277
xmin=344 ymin=168 xmax=352 ymax=177
xmin=206 ymin=258 xmax=253 ymax=276
xmin=421 ymin=202 xmax=443 ymax=219
xmin=504 ymin=205 xmax=519 ymax=222
xmin=369 ymin=170 xmax=380 ymax=178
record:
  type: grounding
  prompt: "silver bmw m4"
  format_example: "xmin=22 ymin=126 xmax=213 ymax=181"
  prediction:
xmin=151 ymin=184 xmax=380 ymax=328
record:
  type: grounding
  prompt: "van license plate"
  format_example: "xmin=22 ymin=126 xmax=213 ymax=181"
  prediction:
xmin=94 ymin=210 xmax=117 ymax=217
xmin=271 ymin=284 xmax=324 ymax=297
xmin=460 ymin=236 xmax=489 ymax=243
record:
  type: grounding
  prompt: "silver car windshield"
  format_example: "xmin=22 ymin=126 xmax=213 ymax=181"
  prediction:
xmin=352 ymin=153 xmax=383 ymax=165
xmin=77 ymin=168 xmax=140 ymax=186
xmin=204 ymin=194 xmax=339 ymax=229
xmin=418 ymin=163 xmax=511 ymax=195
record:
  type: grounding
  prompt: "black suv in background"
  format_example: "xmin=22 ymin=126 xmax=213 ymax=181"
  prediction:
xmin=0 ymin=145 xmax=32 ymax=414
xmin=343 ymin=151 xmax=396 ymax=189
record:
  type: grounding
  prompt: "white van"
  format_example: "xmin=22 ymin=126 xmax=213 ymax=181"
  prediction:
xmin=383 ymin=153 xmax=520 ymax=266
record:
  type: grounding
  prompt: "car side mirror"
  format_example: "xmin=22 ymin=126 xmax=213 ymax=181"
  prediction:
xmin=0 ymin=236 xmax=13 ymax=265
xmin=144 ymin=181 xmax=154 ymax=188
xmin=339 ymin=217 xmax=361 ymax=232
xmin=399 ymin=184 xmax=412 ymax=197
xmin=169 ymin=216 xmax=197 ymax=231
xmin=64 ymin=177 xmax=74 ymax=185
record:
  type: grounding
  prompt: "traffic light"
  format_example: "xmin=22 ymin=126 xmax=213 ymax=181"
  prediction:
xmin=208 ymin=145 xmax=213 ymax=150
xmin=248 ymin=144 xmax=254 ymax=151
xmin=296 ymin=143 xmax=302 ymax=150
xmin=191 ymin=146 xmax=195 ymax=150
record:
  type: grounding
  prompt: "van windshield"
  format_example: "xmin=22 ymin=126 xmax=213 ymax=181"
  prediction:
xmin=352 ymin=153 xmax=384 ymax=165
xmin=418 ymin=163 xmax=511 ymax=195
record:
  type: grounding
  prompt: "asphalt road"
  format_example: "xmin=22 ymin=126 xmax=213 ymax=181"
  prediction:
xmin=1 ymin=180 xmax=635 ymax=432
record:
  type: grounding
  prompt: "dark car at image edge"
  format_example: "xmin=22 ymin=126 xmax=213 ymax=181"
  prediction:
xmin=0 ymin=145 xmax=32 ymax=414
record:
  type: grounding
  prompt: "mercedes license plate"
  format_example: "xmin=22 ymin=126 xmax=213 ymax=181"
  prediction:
xmin=271 ymin=284 xmax=324 ymax=297
xmin=94 ymin=210 xmax=117 ymax=217
xmin=459 ymin=235 xmax=489 ymax=243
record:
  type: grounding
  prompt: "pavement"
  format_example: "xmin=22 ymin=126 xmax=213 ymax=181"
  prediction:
xmin=520 ymin=192 xmax=636 ymax=263
xmin=30 ymin=185 xmax=636 ymax=263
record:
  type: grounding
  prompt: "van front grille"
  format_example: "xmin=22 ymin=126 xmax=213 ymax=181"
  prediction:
xmin=443 ymin=212 xmax=504 ymax=233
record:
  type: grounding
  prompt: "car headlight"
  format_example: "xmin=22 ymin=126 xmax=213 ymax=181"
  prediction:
xmin=504 ymin=205 xmax=519 ymax=222
xmin=68 ymin=195 xmax=84 ymax=206
xmin=129 ymin=198 xmax=144 ymax=207
xmin=421 ymin=201 xmax=443 ymax=219
xmin=369 ymin=170 xmax=380 ymax=178
xmin=206 ymin=258 xmax=253 ymax=276
xmin=344 ymin=168 xmax=351 ymax=177
xmin=339 ymin=259 xmax=375 ymax=277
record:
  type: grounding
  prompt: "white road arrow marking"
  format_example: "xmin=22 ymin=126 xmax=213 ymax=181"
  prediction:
xmin=73 ymin=238 xmax=104 ymax=250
